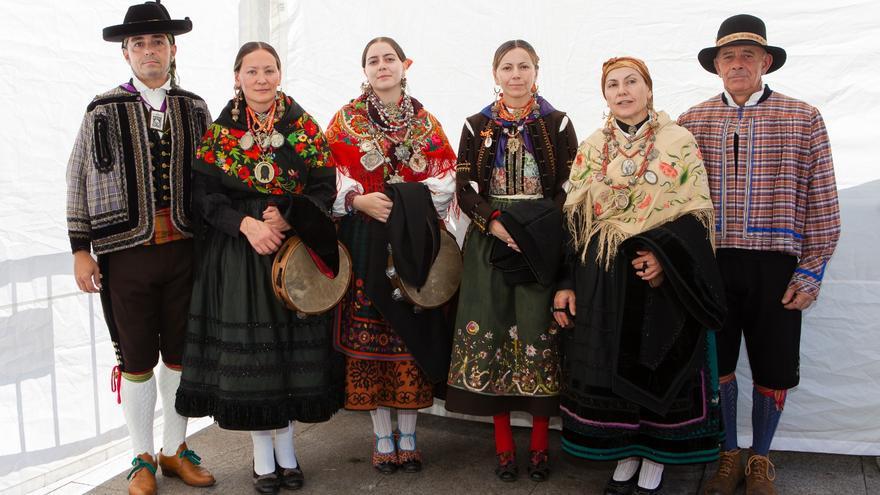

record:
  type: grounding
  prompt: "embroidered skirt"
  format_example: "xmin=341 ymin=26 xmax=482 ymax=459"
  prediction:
xmin=335 ymin=214 xmax=433 ymax=411
xmin=445 ymin=199 xmax=561 ymax=417
xmin=176 ymin=197 xmax=344 ymax=431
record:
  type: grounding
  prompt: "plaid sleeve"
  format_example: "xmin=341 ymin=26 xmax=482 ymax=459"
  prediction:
xmin=789 ymin=108 xmax=841 ymax=297
xmin=66 ymin=112 xmax=93 ymax=253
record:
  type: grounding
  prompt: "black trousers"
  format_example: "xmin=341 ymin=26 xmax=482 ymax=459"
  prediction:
xmin=715 ymin=248 xmax=802 ymax=389
xmin=104 ymin=239 xmax=193 ymax=373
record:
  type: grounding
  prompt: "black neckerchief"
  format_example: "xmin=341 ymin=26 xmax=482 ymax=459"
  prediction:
xmin=616 ymin=115 xmax=650 ymax=136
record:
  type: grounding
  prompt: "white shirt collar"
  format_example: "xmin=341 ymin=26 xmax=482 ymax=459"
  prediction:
xmin=131 ymin=76 xmax=171 ymax=110
xmin=723 ymin=84 xmax=767 ymax=108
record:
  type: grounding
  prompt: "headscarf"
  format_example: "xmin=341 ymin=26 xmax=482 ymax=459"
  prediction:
xmin=601 ymin=56 xmax=653 ymax=94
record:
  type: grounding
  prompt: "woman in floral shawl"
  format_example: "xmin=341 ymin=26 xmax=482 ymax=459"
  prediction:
xmin=175 ymin=42 xmax=343 ymax=495
xmin=552 ymin=57 xmax=725 ymax=495
xmin=325 ymin=37 xmax=457 ymax=475
xmin=445 ymin=40 xmax=578 ymax=483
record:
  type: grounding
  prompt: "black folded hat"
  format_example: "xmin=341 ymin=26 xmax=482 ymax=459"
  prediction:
xmin=103 ymin=1 xmax=192 ymax=42
xmin=698 ymin=14 xmax=786 ymax=74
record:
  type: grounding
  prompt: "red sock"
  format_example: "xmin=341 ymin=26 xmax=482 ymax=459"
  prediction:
xmin=493 ymin=413 xmax=514 ymax=454
xmin=530 ymin=415 xmax=549 ymax=452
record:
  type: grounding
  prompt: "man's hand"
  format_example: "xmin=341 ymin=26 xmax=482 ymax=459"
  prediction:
xmin=74 ymin=251 xmax=102 ymax=293
xmin=781 ymin=288 xmax=815 ymax=310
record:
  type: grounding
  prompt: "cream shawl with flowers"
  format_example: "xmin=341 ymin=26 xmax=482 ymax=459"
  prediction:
xmin=564 ymin=111 xmax=714 ymax=268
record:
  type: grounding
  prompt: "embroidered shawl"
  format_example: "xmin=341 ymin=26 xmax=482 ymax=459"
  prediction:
xmin=325 ymin=94 xmax=456 ymax=194
xmin=564 ymin=111 xmax=714 ymax=268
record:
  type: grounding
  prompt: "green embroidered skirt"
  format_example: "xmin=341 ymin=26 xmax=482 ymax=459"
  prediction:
xmin=445 ymin=198 xmax=560 ymax=417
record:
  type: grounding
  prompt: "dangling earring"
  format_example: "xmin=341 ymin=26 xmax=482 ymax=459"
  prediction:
xmin=276 ymin=85 xmax=285 ymax=115
xmin=231 ymin=87 xmax=241 ymax=122
xmin=493 ymin=85 xmax=501 ymax=100
xmin=361 ymin=81 xmax=372 ymax=94
xmin=400 ymin=76 xmax=408 ymax=92
xmin=530 ymin=83 xmax=538 ymax=97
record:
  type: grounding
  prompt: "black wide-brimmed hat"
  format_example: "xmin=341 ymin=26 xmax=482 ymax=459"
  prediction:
xmin=103 ymin=1 xmax=192 ymax=42
xmin=698 ymin=14 xmax=786 ymax=74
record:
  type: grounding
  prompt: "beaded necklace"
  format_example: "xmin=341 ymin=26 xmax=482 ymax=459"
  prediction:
xmin=595 ymin=113 xmax=660 ymax=209
xmin=358 ymin=91 xmax=427 ymax=181
xmin=239 ymin=103 xmax=285 ymax=184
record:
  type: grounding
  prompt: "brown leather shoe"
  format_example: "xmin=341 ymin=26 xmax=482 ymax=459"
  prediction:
xmin=703 ymin=448 xmax=746 ymax=495
xmin=159 ymin=442 xmax=216 ymax=487
xmin=745 ymin=453 xmax=777 ymax=495
xmin=127 ymin=453 xmax=157 ymax=495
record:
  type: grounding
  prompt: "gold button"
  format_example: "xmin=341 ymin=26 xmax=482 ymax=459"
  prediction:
xmin=162 ymin=185 xmax=169 ymax=190
xmin=161 ymin=173 xmax=169 ymax=179
xmin=162 ymin=195 xmax=170 ymax=201
xmin=161 ymin=163 xmax=169 ymax=168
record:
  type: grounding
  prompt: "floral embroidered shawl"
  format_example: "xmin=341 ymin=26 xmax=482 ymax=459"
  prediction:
xmin=325 ymin=94 xmax=456 ymax=194
xmin=564 ymin=111 xmax=714 ymax=268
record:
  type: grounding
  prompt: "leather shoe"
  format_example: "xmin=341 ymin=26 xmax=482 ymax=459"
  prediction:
xmin=372 ymin=434 xmax=399 ymax=474
xmin=395 ymin=431 xmax=422 ymax=473
xmin=703 ymin=448 xmax=746 ymax=495
xmin=633 ymin=477 xmax=663 ymax=495
xmin=527 ymin=450 xmax=549 ymax=482
xmin=495 ymin=451 xmax=518 ymax=482
xmin=276 ymin=461 xmax=304 ymax=490
xmin=604 ymin=467 xmax=638 ymax=495
xmin=253 ymin=470 xmax=280 ymax=495
xmin=127 ymin=453 xmax=157 ymax=495
xmin=159 ymin=442 xmax=215 ymax=487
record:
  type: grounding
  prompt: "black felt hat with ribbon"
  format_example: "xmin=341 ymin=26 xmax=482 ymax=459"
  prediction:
xmin=698 ymin=14 xmax=786 ymax=74
xmin=103 ymin=1 xmax=192 ymax=42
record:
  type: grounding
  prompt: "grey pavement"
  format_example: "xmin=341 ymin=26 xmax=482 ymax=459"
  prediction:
xmin=88 ymin=410 xmax=879 ymax=494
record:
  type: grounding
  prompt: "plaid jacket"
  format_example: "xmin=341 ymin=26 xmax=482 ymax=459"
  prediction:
xmin=66 ymin=85 xmax=210 ymax=255
xmin=679 ymin=90 xmax=840 ymax=297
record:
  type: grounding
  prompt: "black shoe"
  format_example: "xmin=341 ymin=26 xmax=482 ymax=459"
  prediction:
xmin=372 ymin=435 xmax=399 ymax=475
xmin=495 ymin=451 xmax=518 ymax=482
xmin=275 ymin=461 xmax=304 ymax=490
xmin=253 ymin=470 xmax=280 ymax=495
xmin=604 ymin=470 xmax=638 ymax=495
xmin=632 ymin=477 xmax=663 ymax=495
xmin=527 ymin=450 xmax=549 ymax=482
xmin=395 ymin=431 xmax=423 ymax=473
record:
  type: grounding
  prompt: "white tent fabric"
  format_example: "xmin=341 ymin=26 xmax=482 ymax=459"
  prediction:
xmin=1 ymin=0 xmax=878 ymax=492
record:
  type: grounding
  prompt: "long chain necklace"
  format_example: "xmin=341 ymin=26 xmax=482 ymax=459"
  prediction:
xmin=595 ymin=117 xmax=660 ymax=210
xmin=359 ymin=92 xmax=426 ymax=181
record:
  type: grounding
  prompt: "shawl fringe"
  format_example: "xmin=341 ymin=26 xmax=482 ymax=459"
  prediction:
xmin=565 ymin=204 xmax=715 ymax=270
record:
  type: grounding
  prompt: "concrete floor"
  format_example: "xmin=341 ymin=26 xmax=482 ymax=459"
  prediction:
xmin=87 ymin=410 xmax=880 ymax=494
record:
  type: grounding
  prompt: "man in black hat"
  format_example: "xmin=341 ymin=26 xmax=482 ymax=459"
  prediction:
xmin=679 ymin=14 xmax=840 ymax=495
xmin=66 ymin=2 xmax=214 ymax=494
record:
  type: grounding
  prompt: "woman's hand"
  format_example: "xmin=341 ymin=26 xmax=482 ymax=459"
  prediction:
xmin=262 ymin=205 xmax=291 ymax=232
xmin=489 ymin=219 xmax=520 ymax=252
xmin=631 ymin=249 xmax=664 ymax=286
xmin=74 ymin=251 xmax=102 ymax=293
xmin=352 ymin=192 xmax=393 ymax=223
xmin=240 ymin=216 xmax=284 ymax=255
xmin=552 ymin=290 xmax=576 ymax=328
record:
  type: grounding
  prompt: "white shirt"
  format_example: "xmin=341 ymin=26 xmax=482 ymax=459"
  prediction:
xmin=131 ymin=76 xmax=171 ymax=111
xmin=723 ymin=84 xmax=767 ymax=108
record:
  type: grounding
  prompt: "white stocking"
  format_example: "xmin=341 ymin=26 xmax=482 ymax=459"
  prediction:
xmin=157 ymin=364 xmax=187 ymax=455
xmin=274 ymin=422 xmax=298 ymax=468
xmin=121 ymin=373 xmax=157 ymax=457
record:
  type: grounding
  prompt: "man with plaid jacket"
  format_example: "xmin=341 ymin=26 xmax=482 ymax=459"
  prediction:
xmin=679 ymin=14 xmax=841 ymax=495
xmin=66 ymin=2 xmax=213 ymax=494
